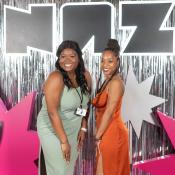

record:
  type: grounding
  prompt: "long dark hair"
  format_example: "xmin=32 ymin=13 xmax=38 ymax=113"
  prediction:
xmin=55 ymin=40 xmax=89 ymax=95
xmin=97 ymin=39 xmax=120 ymax=94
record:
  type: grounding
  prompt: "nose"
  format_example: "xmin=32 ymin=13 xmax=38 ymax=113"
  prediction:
xmin=103 ymin=62 xmax=108 ymax=68
xmin=64 ymin=57 xmax=74 ymax=63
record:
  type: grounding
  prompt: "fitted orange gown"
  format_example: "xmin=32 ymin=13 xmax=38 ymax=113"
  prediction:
xmin=93 ymin=90 xmax=130 ymax=175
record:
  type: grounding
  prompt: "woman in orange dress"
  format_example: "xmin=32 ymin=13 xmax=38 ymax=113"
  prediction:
xmin=92 ymin=39 xmax=130 ymax=175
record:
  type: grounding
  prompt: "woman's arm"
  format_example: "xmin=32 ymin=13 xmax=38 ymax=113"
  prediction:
xmin=44 ymin=71 xmax=70 ymax=161
xmin=95 ymin=78 xmax=124 ymax=140
xmin=81 ymin=70 xmax=92 ymax=128
xmin=77 ymin=70 xmax=92 ymax=150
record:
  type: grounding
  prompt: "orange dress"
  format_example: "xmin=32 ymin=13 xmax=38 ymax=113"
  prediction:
xmin=92 ymin=90 xmax=130 ymax=175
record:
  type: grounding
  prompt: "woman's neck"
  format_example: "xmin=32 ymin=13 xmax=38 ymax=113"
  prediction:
xmin=67 ymin=72 xmax=78 ymax=87
xmin=67 ymin=71 xmax=76 ymax=80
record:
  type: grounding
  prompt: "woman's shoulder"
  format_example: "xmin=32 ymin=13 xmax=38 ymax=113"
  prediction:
xmin=47 ymin=70 xmax=63 ymax=81
xmin=43 ymin=71 xmax=64 ymax=94
xmin=108 ymin=75 xmax=124 ymax=92
xmin=111 ymin=74 xmax=123 ymax=83
xmin=44 ymin=70 xmax=64 ymax=89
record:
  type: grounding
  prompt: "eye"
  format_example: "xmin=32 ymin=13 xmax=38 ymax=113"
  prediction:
xmin=108 ymin=59 xmax=113 ymax=63
xmin=60 ymin=55 xmax=65 ymax=58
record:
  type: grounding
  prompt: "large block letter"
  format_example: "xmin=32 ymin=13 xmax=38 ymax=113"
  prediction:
xmin=119 ymin=1 xmax=175 ymax=55
xmin=60 ymin=2 xmax=114 ymax=52
xmin=5 ymin=4 xmax=56 ymax=55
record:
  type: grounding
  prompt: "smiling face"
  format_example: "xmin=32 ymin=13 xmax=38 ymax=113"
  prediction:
xmin=59 ymin=48 xmax=79 ymax=73
xmin=101 ymin=50 xmax=119 ymax=78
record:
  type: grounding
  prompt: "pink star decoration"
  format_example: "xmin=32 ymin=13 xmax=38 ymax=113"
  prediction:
xmin=0 ymin=92 xmax=39 ymax=175
xmin=133 ymin=110 xmax=175 ymax=175
xmin=156 ymin=111 xmax=175 ymax=149
xmin=133 ymin=155 xmax=175 ymax=175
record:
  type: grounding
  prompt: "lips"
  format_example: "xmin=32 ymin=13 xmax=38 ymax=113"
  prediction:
xmin=64 ymin=64 xmax=72 ymax=68
xmin=103 ymin=68 xmax=109 ymax=72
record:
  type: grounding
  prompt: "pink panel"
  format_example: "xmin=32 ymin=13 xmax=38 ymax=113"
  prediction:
xmin=133 ymin=154 xmax=175 ymax=175
xmin=157 ymin=110 xmax=175 ymax=149
xmin=0 ymin=99 xmax=7 ymax=115
xmin=0 ymin=92 xmax=39 ymax=175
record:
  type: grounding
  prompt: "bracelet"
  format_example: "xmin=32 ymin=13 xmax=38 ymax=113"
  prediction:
xmin=95 ymin=137 xmax=102 ymax=141
xmin=81 ymin=127 xmax=87 ymax=132
xmin=60 ymin=140 xmax=68 ymax=145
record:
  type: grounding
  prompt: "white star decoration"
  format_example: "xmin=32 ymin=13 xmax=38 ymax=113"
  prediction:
xmin=122 ymin=66 xmax=165 ymax=138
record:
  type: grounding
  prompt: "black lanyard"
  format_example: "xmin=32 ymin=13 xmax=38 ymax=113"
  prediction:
xmin=75 ymin=88 xmax=83 ymax=107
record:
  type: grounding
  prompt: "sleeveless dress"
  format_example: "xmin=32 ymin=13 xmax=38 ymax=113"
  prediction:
xmin=37 ymin=86 xmax=89 ymax=175
xmin=92 ymin=90 xmax=130 ymax=175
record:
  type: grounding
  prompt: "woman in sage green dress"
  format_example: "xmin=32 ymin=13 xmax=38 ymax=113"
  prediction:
xmin=37 ymin=40 xmax=91 ymax=175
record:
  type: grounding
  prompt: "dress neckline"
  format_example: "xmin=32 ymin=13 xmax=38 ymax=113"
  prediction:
xmin=64 ymin=85 xmax=80 ymax=89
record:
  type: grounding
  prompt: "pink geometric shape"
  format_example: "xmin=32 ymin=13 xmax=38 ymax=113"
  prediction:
xmin=157 ymin=110 xmax=175 ymax=149
xmin=0 ymin=99 xmax=7 ymax=115
xmin=0 ymin=92 xmax=39 ymax=175
xmin=133 ymin=154 xmax=175 ymax=175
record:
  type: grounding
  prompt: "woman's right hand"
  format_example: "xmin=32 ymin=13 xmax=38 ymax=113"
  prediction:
xmin=60 ymin=141 xmax=71 ymax=162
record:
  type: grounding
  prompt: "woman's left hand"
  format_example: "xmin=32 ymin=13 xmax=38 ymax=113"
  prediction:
xmin=77 ymin=130 xmax=86 ymax=151
xmin=95 ymin=139 xmax=101 ymax=157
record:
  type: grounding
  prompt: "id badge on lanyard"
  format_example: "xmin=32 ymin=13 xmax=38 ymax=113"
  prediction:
xmin=74 ymin=88 xmax=87 ymax=117
xmin=75 ymin=106 xmax=87 ymax=117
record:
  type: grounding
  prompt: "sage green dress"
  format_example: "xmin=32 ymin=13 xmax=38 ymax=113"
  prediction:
xmin=37 ymin=86 xmax=89 ymax=175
